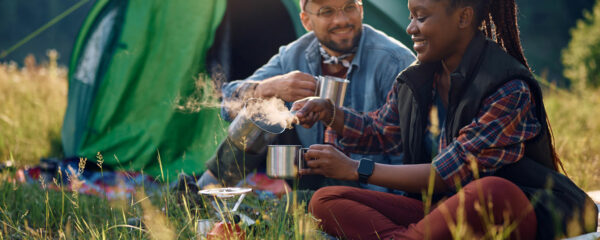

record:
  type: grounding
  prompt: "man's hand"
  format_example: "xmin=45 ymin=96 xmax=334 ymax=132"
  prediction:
xmin=291 ymin=97 xmax=334 ymax=129
xmin=300 ymin=144 xmax=359 ymax=181
xmin=255 ymin=71 xmax=317 ymax=102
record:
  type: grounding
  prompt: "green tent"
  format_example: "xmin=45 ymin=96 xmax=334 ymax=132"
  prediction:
xmin=62 ymin=0 xmax=411 ymax=179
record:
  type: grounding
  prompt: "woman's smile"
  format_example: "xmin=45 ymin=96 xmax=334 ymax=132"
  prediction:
xmin=412 ymin=37 xmax=427 ymax=53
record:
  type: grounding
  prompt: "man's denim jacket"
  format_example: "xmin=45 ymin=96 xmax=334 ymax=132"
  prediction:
xmin=221 ymin=24 xmax=415 ymax=192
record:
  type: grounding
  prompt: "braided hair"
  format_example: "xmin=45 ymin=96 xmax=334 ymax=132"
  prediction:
xmin=445 ymin=0 xmax=565 ymax=173
xmin=443 ymin=0 xmax=528 ymax=67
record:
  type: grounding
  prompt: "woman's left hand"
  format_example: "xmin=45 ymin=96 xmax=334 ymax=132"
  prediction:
xmin=300 ymin=144 xmax=359 ymax=181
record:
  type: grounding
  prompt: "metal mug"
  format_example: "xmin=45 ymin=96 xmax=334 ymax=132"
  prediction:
xmin=228 ymin=98 xmax=286 ymax=154
xmin=315 ymin=76 xmax=350 ymax=106
xmin=266 ymin=145 xmax=308 ymax=178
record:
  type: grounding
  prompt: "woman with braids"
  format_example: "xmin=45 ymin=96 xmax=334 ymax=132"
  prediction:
xmin=292 ymin=0 xmax=598 ymax=239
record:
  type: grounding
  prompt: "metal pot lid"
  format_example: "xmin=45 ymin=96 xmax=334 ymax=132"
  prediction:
xmin=198 ymin=187 xmax=252 ymax=198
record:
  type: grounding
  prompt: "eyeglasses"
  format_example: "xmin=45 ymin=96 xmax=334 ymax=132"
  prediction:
xmin=304 ymin=1 xmax=361 ymax=19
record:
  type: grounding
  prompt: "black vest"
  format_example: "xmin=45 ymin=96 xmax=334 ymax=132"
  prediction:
xmin=396 ymin=34 xmax=554 ymax=168
xmin=395 ymin=33 xmax=598 ymax=238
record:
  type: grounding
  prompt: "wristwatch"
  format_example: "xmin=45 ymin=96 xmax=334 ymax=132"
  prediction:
xmin=357 ymin=158 xmax=374 ymax=184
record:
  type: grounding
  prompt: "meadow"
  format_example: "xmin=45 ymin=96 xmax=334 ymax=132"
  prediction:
xmin=0 ymin=54 xmax=598 ymax=239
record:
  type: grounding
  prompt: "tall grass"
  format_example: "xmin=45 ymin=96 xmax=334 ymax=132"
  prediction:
xmin=0 ymin=167 xmax=322 ymax=239
xmin=0 ymin=51 xmax=66 ymax=167
xmin=544 ymin=86 xmax=600 ymax=191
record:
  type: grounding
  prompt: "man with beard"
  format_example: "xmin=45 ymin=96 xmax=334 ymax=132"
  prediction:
xmin=198 ymin=0 xmax=415 ymax=191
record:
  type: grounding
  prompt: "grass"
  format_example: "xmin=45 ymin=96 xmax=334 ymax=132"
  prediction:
xmin=0 ymin=54 xmax=598 ymax=239
xmin=0 ymin=51 xmax=66 ymax=167
xmin=544 ymin=85 xmax=600 ymax=191
xmin=0 ymin=170 xmax=321 ymax=239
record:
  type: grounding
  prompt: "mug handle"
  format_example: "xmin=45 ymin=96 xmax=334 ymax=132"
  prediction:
xmin=314 ymin=76 xmax=321 ymax=96
xmin=298 ymin=148 xmax=311 ymax=170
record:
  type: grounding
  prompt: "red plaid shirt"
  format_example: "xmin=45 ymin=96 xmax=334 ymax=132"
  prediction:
xmin=327 ymin=79 xmax=541 ymax=187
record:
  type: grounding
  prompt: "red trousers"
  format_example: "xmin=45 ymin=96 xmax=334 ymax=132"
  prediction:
xmin=309 ymin=177 xmax=537 ymax=240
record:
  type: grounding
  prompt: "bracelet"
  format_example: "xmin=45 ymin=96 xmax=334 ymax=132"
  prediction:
xmin=325 ymin=98 xmax=336 ymax=128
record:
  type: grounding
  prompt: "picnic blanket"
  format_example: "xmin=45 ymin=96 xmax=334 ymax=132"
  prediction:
xmin=18 ymin=158 xmax=160 ymax=200
xmin=13 ymin=158 xmax=292 ymax=201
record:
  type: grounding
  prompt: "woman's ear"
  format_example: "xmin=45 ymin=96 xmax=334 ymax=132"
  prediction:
xmin=458 ymin=7 xmax=474 ymax=29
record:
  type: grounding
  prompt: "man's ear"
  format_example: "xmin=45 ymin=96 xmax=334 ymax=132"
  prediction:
xmin=458 ymin=7 xmax=474 ymax=29
xmin=300 ymin=12 xmax=313 ymax=31
xmin=359 ymin=1 xmax=364 ymax=20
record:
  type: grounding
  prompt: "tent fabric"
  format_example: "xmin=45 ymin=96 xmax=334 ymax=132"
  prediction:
xmin=362 ymin=0 xmax=411 ymax=45
xmin=62 ymin=0 xmax=123 ymax=158
xmin=62 ymin=0 xmax=411 ymax=179
xmin=63 ymin=0 xmax=228 ymax=179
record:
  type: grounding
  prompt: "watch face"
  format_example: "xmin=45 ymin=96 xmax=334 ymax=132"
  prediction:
xmin=358 ymin=159 xmax=374 ymax=177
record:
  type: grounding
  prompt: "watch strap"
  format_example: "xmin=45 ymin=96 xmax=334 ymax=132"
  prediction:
xmin=357 ymin=158 xmax=374 ymax=184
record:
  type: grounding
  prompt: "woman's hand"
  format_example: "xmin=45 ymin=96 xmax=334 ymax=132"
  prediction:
xmin=300 ymin=144 xmax=359 ymax=181
xmin=291 ymin=97 xmax=334 ymax=129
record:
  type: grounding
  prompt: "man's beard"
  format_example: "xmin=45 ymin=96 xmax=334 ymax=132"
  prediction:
xmin=321 ymin=26 xmax=362 ymax=54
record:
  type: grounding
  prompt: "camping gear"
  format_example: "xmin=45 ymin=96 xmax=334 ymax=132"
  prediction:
xmin=199 ymin=187 xmax=252 ymax=199
xmin=198 ymin=187 xmax=251 ymax=239
xmin=315 ymin=75 xmax=350 ymax=106
xmin=62 ymin=0 xmax=230 ymax=179
xmin=207 ymin=221 xmax=245 ymax=240
xmin=61 ymin=0 xmax=412 ymax=178
xmin=198 ymin=187 xmax=251 ymax=216
xmin=227 ymin=99 xmax=287 ymax=154
xmin=266 ymin=145 xmax=308 ymax=178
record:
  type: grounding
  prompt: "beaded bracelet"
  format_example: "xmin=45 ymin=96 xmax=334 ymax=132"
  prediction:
xmin=326 ymin=98 xmax=336 ymax=128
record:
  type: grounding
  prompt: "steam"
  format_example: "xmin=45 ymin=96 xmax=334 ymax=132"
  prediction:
xmin=243 ymin=98 xmax=298 ymax=130
xmin=174 ymin=69 xmax=298 ymax=129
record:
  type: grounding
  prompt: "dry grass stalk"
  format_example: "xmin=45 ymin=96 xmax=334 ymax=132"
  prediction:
xmin=136 ymin=190 xmax=176 ymax=240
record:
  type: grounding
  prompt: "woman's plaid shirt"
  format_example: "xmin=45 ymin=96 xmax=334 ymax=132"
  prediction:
xmin=327 ymin=79 xmax=541 ymax=187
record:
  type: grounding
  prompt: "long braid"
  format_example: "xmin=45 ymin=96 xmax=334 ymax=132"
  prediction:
xmin=443 ymin=0 xmax=527 ymax=67
xmin=489 ymin=0 xmax=529 ymax=68
xmin=488 ymin=0 xmax=564 ymax=173
xmin=482 ymin=13 xmax=493 ymax=39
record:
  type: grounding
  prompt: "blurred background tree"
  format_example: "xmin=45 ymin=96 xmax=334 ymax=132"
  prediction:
xmin=517 ymin=0 xmax=595 ymax=86
xmin=562 ymin=0 xmax=600 ymax=90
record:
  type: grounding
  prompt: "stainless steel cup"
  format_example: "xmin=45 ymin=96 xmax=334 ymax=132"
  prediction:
xmin=315 ymin=76 xmax=350 ymax=106
xmin=228 ymin=99 xmax=286 ymax=154
xmin=266 ymin=145 xmax=308 ymax=178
